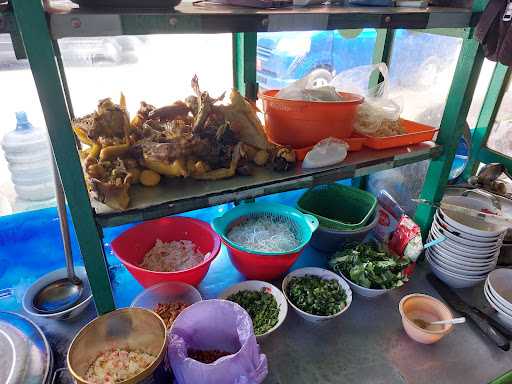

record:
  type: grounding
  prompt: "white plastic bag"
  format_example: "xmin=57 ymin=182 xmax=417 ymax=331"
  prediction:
xmin=275 ymin=69 xmax=343 ymax=102
xmin=331 ymin=63 xmax=404 ymax=137
xmin=302 ymin=138 xmax=348 ymax=169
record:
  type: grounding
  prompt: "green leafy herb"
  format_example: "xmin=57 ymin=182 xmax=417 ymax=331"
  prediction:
xmin=330 ymin=243 xmax=411 ymax=289
xmin=286 ymin=275 xmax=346 ymax=316
xmin=227 ymin=289 xmax=279 ymax=335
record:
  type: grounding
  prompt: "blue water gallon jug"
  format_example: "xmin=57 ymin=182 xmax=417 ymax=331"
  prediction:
xmin=1 ymin=112 xmax=54 ymax=201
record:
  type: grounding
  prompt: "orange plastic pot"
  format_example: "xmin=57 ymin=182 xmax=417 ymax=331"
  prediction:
xmin=261 ymin=90 xmax=364 ymax=149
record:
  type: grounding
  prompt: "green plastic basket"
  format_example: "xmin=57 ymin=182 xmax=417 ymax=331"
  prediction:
xmin=297 ymin=184 xmax=377 ymax=231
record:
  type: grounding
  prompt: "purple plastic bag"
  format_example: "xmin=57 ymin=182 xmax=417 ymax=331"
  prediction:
xmin=168 ymin=299 xmax=268 ymax=384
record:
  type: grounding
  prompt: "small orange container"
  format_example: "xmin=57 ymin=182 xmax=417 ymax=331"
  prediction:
xmin=360 ymin=119 xmax=439 ymax=150
xmin=261 ymin=90 xmax=364 ymax=149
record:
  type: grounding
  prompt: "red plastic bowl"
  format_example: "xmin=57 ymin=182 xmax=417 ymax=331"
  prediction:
xmin=111 ymin=217 xmax=221 ymax=287
xmin=224 ymin=242 xmax=303 ymax=280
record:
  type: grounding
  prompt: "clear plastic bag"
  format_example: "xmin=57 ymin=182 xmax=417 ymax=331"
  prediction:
xmin=275 ymin=69 xmax=343 ymax=101
xmin=302 ymin=137 xmax=348 ymax=169
xmin=168 ymin=300 xmax=268 ymax=384
xmin=331 ymin=63 xmax=404 ymax=137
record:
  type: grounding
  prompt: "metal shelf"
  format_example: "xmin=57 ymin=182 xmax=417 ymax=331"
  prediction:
xmin=94 ymin=141 xmax=441 ymax=227
xmin=49 ymin=3 xmax=477 ymax=38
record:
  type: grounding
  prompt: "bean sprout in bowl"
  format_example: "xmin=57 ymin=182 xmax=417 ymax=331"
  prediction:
xmin=111 ymin=217 xmax=221 ymax=287
xmin=212 ymin=202 xmax=319 ymax=280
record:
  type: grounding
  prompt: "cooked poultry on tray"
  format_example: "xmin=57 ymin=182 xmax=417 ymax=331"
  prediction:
xmin=73 ymin=76 xmax=295 ymax=210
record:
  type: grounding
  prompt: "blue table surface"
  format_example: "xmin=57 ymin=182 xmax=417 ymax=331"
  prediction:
xmin=2 ymin=184 xmax=512 ymax=384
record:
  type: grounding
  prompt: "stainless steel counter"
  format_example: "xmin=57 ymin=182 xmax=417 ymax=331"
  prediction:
xmin=13 ymin=252 xmax=512 ymax=384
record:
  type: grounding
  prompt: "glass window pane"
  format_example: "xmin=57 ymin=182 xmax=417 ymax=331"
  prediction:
xmin=257 ymin=29 xmax=377 ymax=90
xmin=0 ymin=35 xmax=50 ymax=215
xmin=388 ymin=30 xmax=462 ymax=127
xmin=486 ymin=78 xmax=512 ymax=158
xmin=60 ymin=34 xmax=232 ymax=117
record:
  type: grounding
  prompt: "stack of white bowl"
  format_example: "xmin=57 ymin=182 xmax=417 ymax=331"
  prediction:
xmin=426 ymin=196 xmax=506 ymax=289
xmin=484 ymin=269 xmax=512 ymax=330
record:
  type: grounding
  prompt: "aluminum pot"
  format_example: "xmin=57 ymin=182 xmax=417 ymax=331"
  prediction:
xmin=67 ymin=308 xmax=168 ymax=384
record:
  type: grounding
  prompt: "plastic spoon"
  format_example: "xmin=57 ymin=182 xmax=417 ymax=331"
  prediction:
xmin=430 ymin=317 xmax=466 ymax=325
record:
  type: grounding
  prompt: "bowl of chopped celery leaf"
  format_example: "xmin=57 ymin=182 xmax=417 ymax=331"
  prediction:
xmin=282 ymin=267 xmax=352 ymax=322
xmin=219 ymin=280 xmax=288 ymax=338
xmin=329 ymin=242 xmax=412 ymax=298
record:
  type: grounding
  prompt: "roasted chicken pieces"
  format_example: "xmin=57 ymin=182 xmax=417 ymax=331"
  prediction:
xmin=72 ymin=76 xmax=296 ymax=210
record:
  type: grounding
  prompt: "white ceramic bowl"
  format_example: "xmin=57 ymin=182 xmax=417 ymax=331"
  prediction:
xmin=336 ymin=271 xmax=393 ymax=298
xmin=218 ymin=280 xmax=288 ymax=337
xmin=428 ymin=249 xmax=496 ymax=274
xmin=438 ymin=196 xmax=504 ymax=237
xmin=427 ymin=236 xmax=497 ymax=267
xmin=427 ymin=247 xmax=497 ymax=272
xmin=488 ymin=269 xmax=512 ymax=303
xmin=426 ymin=250 xmax=492 ymax=277
xmin=429 ymin=227 xmax=500 ymax=256
xmin=282 ymin=267 xmax=352 ymax=322
xmin=485 ymin=279 xmax=512 ymax=317
xmin=427 ymin=237 xmax=499 ymax=262
xmin=431 ymin=220 xmax=500 ymax=249
xmin=434 ymin=212 xmax=501 ymax=240
xmin=484 ymin=283 xmax=512 ymax=330
xmin=22 ymin=267 xmax=93 ymax=320
xmin=433 ymin=214 xmax=501 ymax=243
xmin=427 ymin=254 xmax=485 ymax=289
xmin=428 ymin=253 xmax=494 ymax=278
xmin=436 ymin=212 xmax=502 ymax=242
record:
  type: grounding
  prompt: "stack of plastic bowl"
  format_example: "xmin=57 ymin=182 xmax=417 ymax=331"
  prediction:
xmin=484 ymin=269 xmax=512 ymax=330
xmin=297 ymin=184 xmax=378 ymax=253
xmin=426 ymin=196 xmax=506 ymax=289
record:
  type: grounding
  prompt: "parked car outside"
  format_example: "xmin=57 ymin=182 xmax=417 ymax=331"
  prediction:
xmin=0 ymin=35 xmax=145 ymax=70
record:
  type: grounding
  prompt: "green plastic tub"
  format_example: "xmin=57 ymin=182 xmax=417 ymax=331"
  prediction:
xmin=297 ymin=184 xmax=377 ymax=231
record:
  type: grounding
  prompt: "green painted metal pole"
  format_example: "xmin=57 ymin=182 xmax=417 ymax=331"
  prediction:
xmin=353 ymin=28 xmax=395 ymax=190
xmin=463 ymin=64 xmax=511 ymax=179
xmin=415 ymin=29 xmax=485 ymax=235
xmin=233 ymin=32 xmax=258 ymax=100
xmin=370 ymin=28 xmax=394 ymax=88
xmin=479 ymin=148 xmax=512 ymax=173
xmin=11 ymin=0 xmax=115 ymax=314
xmin=489 ymin=370 xmax=512 ymax=384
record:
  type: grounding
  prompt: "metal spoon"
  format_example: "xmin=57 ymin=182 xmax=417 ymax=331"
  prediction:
xmin=32 ymin=157 xmax=83 ymax=313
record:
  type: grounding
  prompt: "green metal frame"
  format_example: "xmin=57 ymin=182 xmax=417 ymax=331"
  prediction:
xmin=353 ymin=28 xmax=395 ymax=190
xmin=5 ymin=0 xmax=493 ymax=314
xmin=233 ymin=32 xmax=258 ymax=99
xmin=414 ymin=28 xmax=485 ymax=236
xmin=11 ymin=0 xmax=115 ymax=314
xmin=463 ymin=64 xmax=512 ymax=178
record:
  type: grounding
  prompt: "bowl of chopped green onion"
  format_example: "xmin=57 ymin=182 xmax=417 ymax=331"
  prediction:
xmin=219 ymin=280 xmax=288 ymax=338
xmin=282 ymin=267 xmax=352 ymax=322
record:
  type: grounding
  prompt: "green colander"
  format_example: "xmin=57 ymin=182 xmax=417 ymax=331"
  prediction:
xmin=297 ymin=184 xmax=377 ymax=231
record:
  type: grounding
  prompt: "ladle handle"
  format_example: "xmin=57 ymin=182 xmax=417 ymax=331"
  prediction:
xmin=51 ymin=154 xmax=78 ymax=284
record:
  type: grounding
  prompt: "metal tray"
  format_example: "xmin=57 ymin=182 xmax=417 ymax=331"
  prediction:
xmin=0 ymin=311 xmax=52 ymax=384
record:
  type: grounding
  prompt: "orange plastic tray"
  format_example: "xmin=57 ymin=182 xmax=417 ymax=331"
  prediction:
xmin=360 ymin=119 xmax=438 ymax=150
xmin=294 ymin=137 xmax=367 ymax=161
